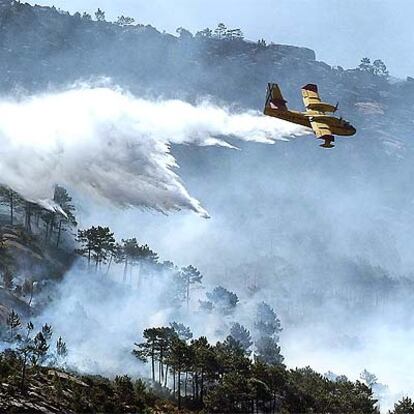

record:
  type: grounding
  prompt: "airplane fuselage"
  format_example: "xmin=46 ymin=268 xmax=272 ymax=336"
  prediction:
xmin=264 ymin=107 xmax=356 ymax=137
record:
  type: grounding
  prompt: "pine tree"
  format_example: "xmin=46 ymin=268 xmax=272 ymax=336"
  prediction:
xmin=106 ymin=242 xmax=122 ymax=276
xmin=191 ymin=336 xmax=217 ymax=404
xmin=76 ymin=228 xmax=95 ymax=266
xmin=76 ymin=226 xmax=115 ymax=271
xmin=56 ymin=336 xmax=68 ymax=363
xmin=116 ymin=15 xmax=135 ymax=26
xmin=135 ymin=244 xmax=159 ymax=287
xmin=24 ymin=200 xmax=38 ymax=233
xmin=176 ymin=27 xmax=193 ymax=39
xmin=32 ymin=331 xmax=50 ymax=365
xmin=2 ymin=268 xmax=13 ymax=290
xmin=0 ymin=238 xmax=14 ymax=276
xmin=229 ymin=323 xmax=253 ymax=352
xmin=6 ymin=309 xmax=21 ymax=342
xmin=22 ymin=279 xmax=36 ymax=307
xmin=53 ymin=185 xmax=77 ymax=248
xmin=120 ymin=238 xmax=139 ymax=283
xmin=156 ymin=327 xmax=177 ymax=385
xmin=95 ymin=8 xmax=105 ymax=22
xmin=195 ymin=27 xmax=212 ymax=38
xmin=91 ymin=227 xmax=115 ymax=270
xmin=170 ymin=322 xmax=193 ymax=342
xmin=166 ymin=336 xmax=194 ymax=410
xmin=206 ymin=286 xmax=239 ymax=314
xmin=114 ymin=375 xmax=135 ymax=406
xmin=372 ymin=59 xmax=389 ymax=78
xmin=133 ymin=328 xmax=160 ymax=382
xmin=254 ymin=335 xmax=284 ymax=366
xmin=390 ymin=397 xmax=414 ymax=414
xmin=358 ymin=57 xmax=373 ymax=73
xmin=0 ymin=186 xmax=22 ymax=225
xmin=41 ymin=323 xmax=53 ymax=343
xmin=254 ymin=302 xmax=282 ymax=338
xmin=119 ymin=239 xmax=158 ymax=285
xmin=214 ymin=23 xmax=227 ymax=39
xmin=226 ymin=28 xmax=244 ymax=40
xmin=181 ymin=265 xmax=203 ymax=309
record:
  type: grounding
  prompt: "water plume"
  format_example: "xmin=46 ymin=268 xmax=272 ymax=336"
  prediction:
xmin=0 ymin=85 xmax=305 ymax=218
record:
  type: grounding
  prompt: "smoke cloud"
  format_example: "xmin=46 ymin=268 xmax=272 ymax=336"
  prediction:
xmin=35 ymin=263 xmax=244 ymax=377
xmin=0 ymin=85 xmax=305 ymax=218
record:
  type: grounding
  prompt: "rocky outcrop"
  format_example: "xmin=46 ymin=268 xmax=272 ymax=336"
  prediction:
xmin=0 ymin=288 xmax=30 ymax=324
xmin=0 ymin=368 xmax=88 ymax=414
xmin=0 ymin=223 xmax=76 ymax=327
xmin=0 ymin=362 xmax=183 ymax=414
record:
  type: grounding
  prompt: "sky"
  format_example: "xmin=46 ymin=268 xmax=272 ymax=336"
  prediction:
xmin=27 ymin=0 xmax=412 ymax=78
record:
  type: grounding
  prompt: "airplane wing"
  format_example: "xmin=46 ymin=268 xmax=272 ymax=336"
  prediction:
xmin=301 ymin=83 xmax=338 ymax=113
xmin=301 ymin=84 xmax=321 ymax=110
xmin=310 ymin=119 xmax=335 ymax=148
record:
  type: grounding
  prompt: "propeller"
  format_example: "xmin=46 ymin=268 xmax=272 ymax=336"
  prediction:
xmin=333 ymin=102 xmax=339 ymax=113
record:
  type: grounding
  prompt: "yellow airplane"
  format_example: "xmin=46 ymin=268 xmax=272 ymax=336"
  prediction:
xmin=264 ymin=83 xmax=356 ymax=148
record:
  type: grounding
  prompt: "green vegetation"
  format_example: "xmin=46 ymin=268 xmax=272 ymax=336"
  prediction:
xmin=131 ymin=319 xmax=379 ymax=413
xmin=76 ymin=226 xmax=116 ymax=270
xmin=389 ymin=397 xmax=414 ymax=414
xmin=0 ymin=313 xmax=380 ymax=413
xmin=94 ymin=8 xmax=106 ymax=22
xmin=358 ymin=57 xmax=389 ymax=78
xmin=116 ymin=15 xmax=135 ymax=27
xmin=1 ymin=309 xmax=66 ymax=393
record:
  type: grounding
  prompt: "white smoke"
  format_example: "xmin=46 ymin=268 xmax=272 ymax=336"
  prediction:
xmin=0 ymin=85 xmax=305 ymax=218
xmin=36 ymin=265 xmax=235 ymax=377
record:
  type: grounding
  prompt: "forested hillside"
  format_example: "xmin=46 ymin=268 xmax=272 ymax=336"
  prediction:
xmin=0 ymin=186 xmax=383 ymax=413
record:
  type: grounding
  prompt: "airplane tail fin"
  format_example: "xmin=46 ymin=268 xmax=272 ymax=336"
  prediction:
xmin=319 ymin=135 xmax=335 ymax=149
xmin=264 ymin=83 xmax=288 ymax=113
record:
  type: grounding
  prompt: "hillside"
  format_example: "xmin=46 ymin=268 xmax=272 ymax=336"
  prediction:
xmin=0 ymin=185 xmax=76 ymax=324
xmin=0 ymin=335 xmax=380 ymax=414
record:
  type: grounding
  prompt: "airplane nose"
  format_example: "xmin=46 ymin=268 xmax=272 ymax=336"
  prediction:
xmin=349 ymin=126 xmax=356 ymax=136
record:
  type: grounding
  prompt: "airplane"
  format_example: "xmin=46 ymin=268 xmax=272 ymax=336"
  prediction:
xmin=264 ymin=83 xmax=356 ymax=148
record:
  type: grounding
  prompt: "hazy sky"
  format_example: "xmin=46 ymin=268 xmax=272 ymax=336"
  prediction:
xmin=28 ymin=0 xmax=411 ymax=78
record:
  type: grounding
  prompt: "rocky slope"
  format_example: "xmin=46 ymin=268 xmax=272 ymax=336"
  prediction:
xmin=0 ymin=352 xmax=183 ymax=414
xmin=0 ymin=218 xmax=76 ymax=325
